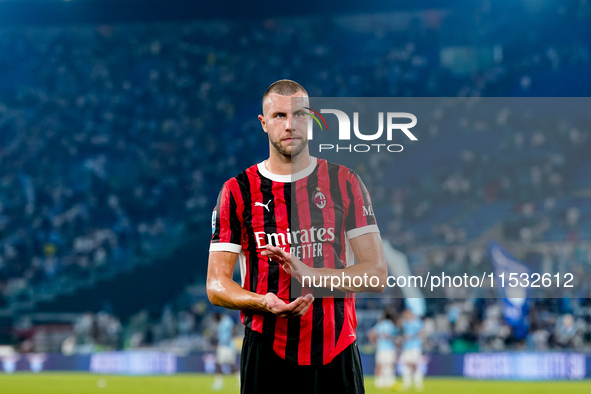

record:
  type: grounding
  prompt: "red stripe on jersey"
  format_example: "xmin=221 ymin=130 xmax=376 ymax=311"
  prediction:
xmin=317 ymin=161 xmax=337 ymax=362
xmin=218 ymin=182 xmax=234 ymax=245
xmin=316 ymin=161 xmax=337 ymax=269
xmin=273 ymin=317 xmax=288 ymax=359
xmin=252 ymin=313 xmax=264 ymax=334
xmin=334 ymin=297 xmax=357 ymax=355
xmin=228 ymin=180 xmax=248 ymax=290
xmin=271 ymin=181 xmax=289 ymax=358
xmin=315 ymin=159 xmax=337 ymax=363
xmin=230 ymin=179 xmax=246 ymax=231
xmin=272 ymin=181 xmax=291 ymax=301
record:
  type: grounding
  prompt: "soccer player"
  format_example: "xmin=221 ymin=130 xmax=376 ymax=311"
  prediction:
xmin=400 ymin=309 xmax=424 ymax=391
xmin=207 ymin=79 xmax=387 ymax=394
xmin=369 ymin=310 xmax=398 ymax=389
xmin=212 ymin=312 xmax=238 ymax=391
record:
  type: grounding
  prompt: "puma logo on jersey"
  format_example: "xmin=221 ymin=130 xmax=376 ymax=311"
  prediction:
xmin=255 ymin=200 xmax=272 ymax=212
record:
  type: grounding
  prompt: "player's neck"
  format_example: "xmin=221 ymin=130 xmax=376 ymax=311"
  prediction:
xmin=266 ymin=150 xmax=311 ymax=176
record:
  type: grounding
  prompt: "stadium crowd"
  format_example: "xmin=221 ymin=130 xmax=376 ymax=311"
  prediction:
xmin=0 ymin=0 xmax=590 ymax=353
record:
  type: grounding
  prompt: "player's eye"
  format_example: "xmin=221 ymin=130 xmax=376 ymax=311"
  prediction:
xmin=294 ymin=111 xmax=304 ymax=117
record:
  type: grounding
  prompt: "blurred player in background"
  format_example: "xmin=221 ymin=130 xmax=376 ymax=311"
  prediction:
xmin=554 ymin=313 xmax=580 ymax=349
xmin=212 ymin=312 xmax=238 ymax=391
xmin=369 ymin=310 xmax=398 ymax=389
xmin=400 ymin=309 xmax=424 ymax=391
xmin=207 ymin=79 xmax=387 ymax=394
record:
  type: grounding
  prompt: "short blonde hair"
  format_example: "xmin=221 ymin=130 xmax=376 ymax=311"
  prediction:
xmin=262 ymin=80 xmax=308 ymax=111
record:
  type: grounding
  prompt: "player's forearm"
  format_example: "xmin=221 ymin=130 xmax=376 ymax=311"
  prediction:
xmin=302 ymin=261 xmax=387 ymax=293
xmin=207 ymin=276 xmax=268 ymax=312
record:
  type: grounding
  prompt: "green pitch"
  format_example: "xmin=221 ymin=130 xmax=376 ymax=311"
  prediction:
xmin=0 ymin=373 xmax=590 ymax=394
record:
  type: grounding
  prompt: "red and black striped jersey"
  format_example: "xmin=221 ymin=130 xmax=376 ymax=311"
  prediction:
xmin=210 ymin=157 xmax=379 ymax=366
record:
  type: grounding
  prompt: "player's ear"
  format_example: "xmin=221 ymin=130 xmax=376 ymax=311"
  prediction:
xmin=258 ymin=114 xmax=268 ymax=133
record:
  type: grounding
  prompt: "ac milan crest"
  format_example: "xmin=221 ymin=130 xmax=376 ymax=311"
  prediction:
xmin=314 ymin=191 xmax=327 ymax=209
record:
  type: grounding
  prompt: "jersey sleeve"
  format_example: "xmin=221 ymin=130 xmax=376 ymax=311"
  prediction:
xmin=344 ymin=170 xmax=380 ymax=239
xmin=210 ymin=179 xmax=243 ymax=253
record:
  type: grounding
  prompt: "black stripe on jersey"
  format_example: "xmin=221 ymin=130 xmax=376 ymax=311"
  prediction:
xmin=311 ymin=298 xmax=324 ymax=365
xmin=236 ymin=172 xmax=258 ymax=295
xmin=306 ymin=172 xmax=324 ymax=366
xmin=285 ymin=314 xmax=301 ymax=364
xmin=284 ymin=182 xmax=299 ymax=299
xmin=334 ymin=298 xmax=345 ymax=347
xmin=212 ymin=189 xmax=223 ymax=242
xmin=353 ymin=172 xmax=377 ymax=226
xmin=327 ymin=163 xmax=346 ymax=299
xmin=285 ymin=181 xmax=300 ymax=364
xmin=307 ymin=171 xmax=325 ymax=269
xmin=261 ymin=176 xmax=277 ymax=339
xmin=228 ymin=193 xmax=241 ymax=244
xmin=328 ymin=164 xmax=346 ymax=346
xmin=260 ymin=177 xmax=279 ymax=294
xmin=345 ymin=178 xmax=357 ymax=232
xmin=328 ymin=163 xmax=345 ymax=270
xmin=243 ymin=310 xmax=253 ymax=330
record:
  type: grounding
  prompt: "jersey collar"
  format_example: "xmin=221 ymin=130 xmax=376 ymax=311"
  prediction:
xmin=257 ymin=156 xmax=317 ymax=183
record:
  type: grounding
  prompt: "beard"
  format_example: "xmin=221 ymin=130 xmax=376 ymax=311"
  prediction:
xmin=269 ymin=135 xmax=308 ymax=158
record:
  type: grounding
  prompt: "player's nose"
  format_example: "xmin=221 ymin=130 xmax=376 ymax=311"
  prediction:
xmin=285 ymin=114 xmax=294 ymax=131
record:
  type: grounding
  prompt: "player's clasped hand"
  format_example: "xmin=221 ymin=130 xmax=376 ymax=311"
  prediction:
xmin=263 ymin=292 xmax=314 ymax=318
xmin=261 ymin=246 xmax=314 ymax=318
xmin=261 ymin=244 xmax=310 ymax=282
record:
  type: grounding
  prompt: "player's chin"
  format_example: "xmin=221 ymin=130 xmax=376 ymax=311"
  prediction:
xmin=285 ymin=139 xmax=307 ymax=154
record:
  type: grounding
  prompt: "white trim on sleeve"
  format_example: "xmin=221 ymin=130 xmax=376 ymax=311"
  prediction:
xmin=346 ymin=224 xmax=380 ymax=239
xmin=209 ymin=243 xmax=242 ymax=253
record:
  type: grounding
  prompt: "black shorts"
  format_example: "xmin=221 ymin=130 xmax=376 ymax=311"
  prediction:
xmin=240 ymin=328 xmax=365 ymax=394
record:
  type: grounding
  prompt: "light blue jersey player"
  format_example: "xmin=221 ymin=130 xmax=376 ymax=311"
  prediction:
xmin=400 ymin=309 xmax=424 ymax=391
xmin=213 ymin=313 xmax=238 ymax=390
xmin=218 ymin=314 xmax=235 ymax=349
xmin=370 ymin=311 xmax=398 ymax=388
